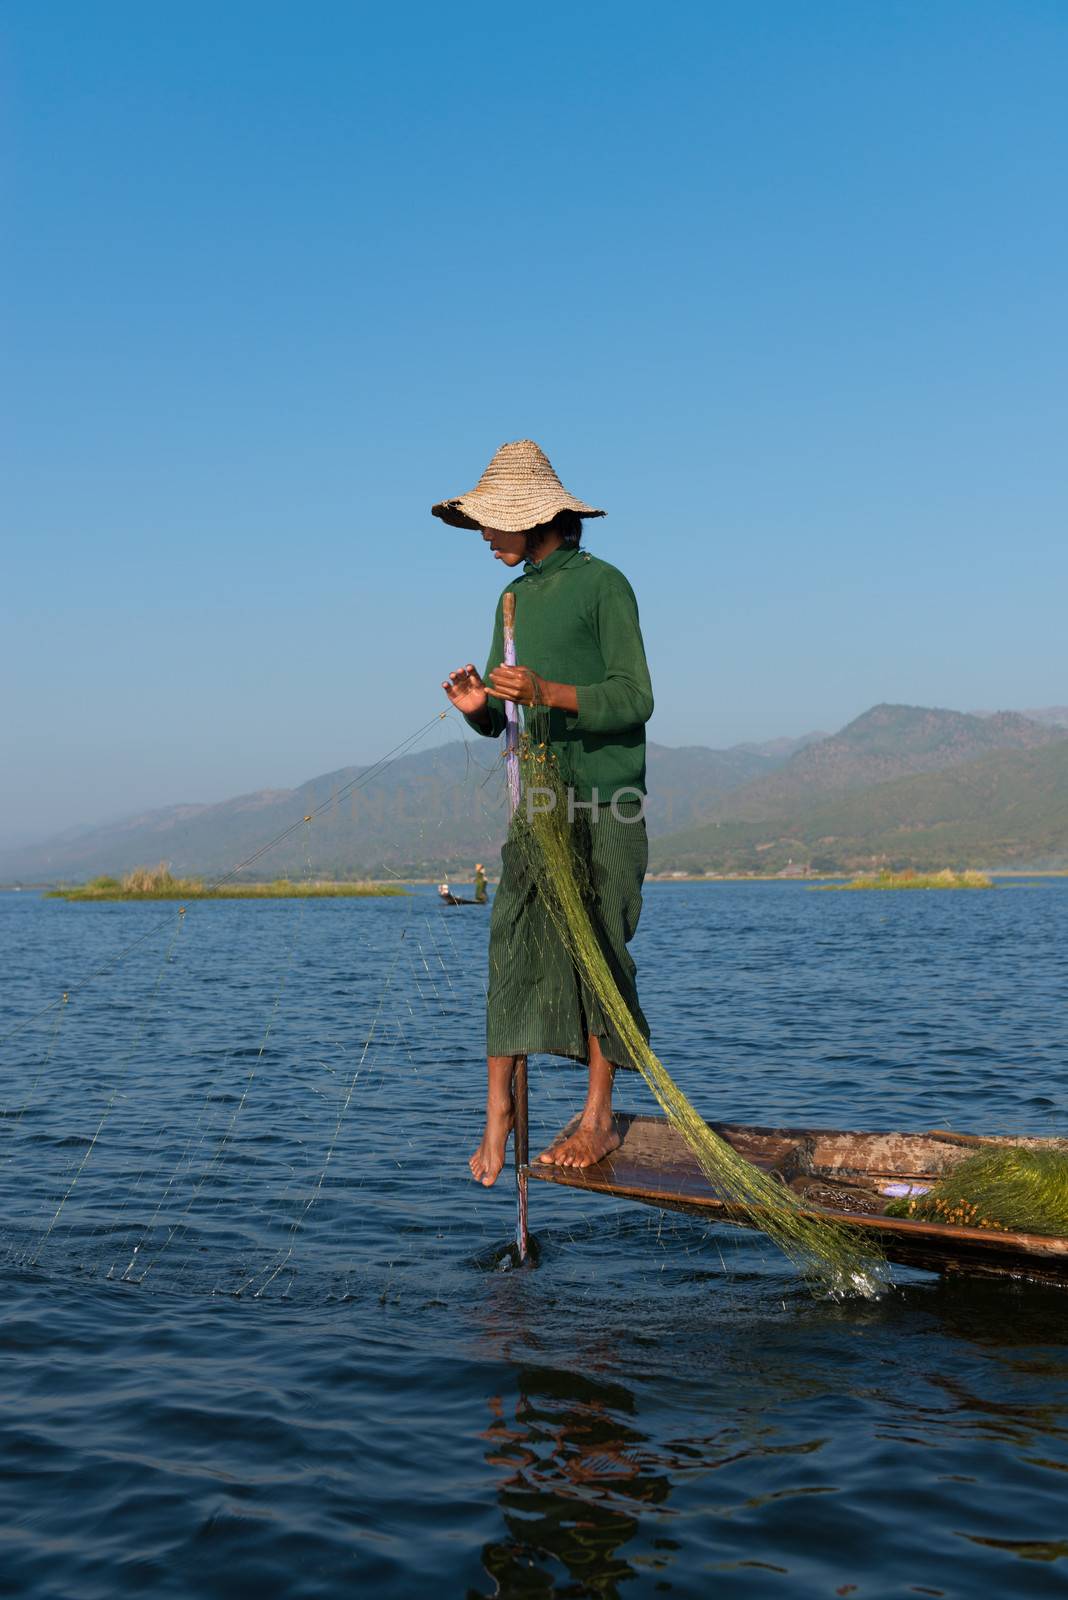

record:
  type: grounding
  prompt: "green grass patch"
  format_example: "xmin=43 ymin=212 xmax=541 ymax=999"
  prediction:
xmin=886 ymin=1146 xmax=1068 ymax=1236
xmin=511 ymin=736 xmax=883 ymax=1294
xmin=50 ymin=863 xmax=404 ymax=900
xmin=817 ymin=868 xmax=993 ymax=892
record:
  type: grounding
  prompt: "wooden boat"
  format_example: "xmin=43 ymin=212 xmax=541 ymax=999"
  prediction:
xmin=525 ymin=1113 xmax=1068 ymax=1285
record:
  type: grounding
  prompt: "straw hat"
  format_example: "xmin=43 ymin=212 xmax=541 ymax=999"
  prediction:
xmin=432 ymin=439 xmax=605 ymax=533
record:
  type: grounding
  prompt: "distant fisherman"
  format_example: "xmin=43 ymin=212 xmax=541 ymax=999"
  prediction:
xmin=437 ymin=441 xmax=653 ymax=1185
xmin=473 ymin=863 xmax=488 ymax=904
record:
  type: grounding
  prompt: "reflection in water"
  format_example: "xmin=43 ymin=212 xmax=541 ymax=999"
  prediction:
xmin=1 ymin=886 xmax=1066 ymax=1598
xmin=464 ymin=1243 xmax=1068 ymax=1596
xmin=889 ymin=1279 xmax=1068 ymax=1453
xmin=476 ymin=1366 xmax=671 ymax=1598
xmin=961 ymin=1534 xmax=1068 ymax=1563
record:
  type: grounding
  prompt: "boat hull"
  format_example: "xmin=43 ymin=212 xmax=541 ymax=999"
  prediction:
xmin=525 ymin=1114 xmax=1068 ymax=1285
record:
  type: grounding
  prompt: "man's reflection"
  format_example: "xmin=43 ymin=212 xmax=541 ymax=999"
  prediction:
xmin=475 ymin=1365 xmax=673 ymax=1598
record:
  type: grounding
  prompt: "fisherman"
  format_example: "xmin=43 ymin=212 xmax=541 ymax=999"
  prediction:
xmin=437 ymin=440 xmax=653 ymax=1185
xmin=473 ymin=863 xmax=488 ymax=905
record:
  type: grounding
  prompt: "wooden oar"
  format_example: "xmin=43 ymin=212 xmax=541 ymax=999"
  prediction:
xmin=502 ymin=591 xmax=529 ymax=1263
xmin=502 ymin=592 xmax=521 ymax=814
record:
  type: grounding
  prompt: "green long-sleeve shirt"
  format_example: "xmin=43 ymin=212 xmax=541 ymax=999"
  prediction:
xmin=465 ymin=546 xmax=654 ymax=800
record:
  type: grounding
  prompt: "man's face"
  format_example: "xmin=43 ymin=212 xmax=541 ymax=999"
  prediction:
xmin=480 ymin=526 xmax=526 ymax=567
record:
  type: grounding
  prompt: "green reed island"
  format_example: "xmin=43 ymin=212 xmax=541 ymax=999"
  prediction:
xmin=51 ymin=863 xmax=404 ymax=901
xmin=819 ymin=869 xmax=994 ymax=891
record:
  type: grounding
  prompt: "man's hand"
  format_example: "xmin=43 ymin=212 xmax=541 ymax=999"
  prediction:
xmin=488 ymin=666 xmax=578 ymax=714
xmin=442 ymin=664 xmax=489 ymax=717
xmin=488 ymin=665 xmax=547 ymax=706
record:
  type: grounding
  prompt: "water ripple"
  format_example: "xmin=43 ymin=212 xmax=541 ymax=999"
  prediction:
xmin=0 ymin=882 xmax=1065 ymax=1595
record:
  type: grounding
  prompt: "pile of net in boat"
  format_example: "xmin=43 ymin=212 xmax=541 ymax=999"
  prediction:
xmin=510 ymin=737 xmax=885 ymax=1296
xmin=886 ymin=1147 xmax=1068 ymax=1236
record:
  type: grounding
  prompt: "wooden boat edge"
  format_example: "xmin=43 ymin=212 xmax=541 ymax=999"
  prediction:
xmin=524 ymin=1112 xmax=1068 ymax=1282
xmin=526 ymin=1162 xmax=1068 ymax=1257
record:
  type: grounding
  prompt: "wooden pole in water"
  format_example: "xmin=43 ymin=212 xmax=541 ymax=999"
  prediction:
xmin=502 ymin=593 xmax=522 ymax=817
xmin=502 ymin=591 xmax=529 ymax=1262
xmin=512 ymin=1054 xmax=529 ymax=1259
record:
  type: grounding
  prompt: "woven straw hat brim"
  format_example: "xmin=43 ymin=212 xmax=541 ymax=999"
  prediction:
xmin=432 ymin=491 xmax=605 ymax=533
xmin=431 ymin=438 xmax=605 ymax=533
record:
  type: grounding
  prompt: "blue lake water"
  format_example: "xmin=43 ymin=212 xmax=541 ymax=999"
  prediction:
xmin=1 ymin=880 xmax=1066 ymax=1597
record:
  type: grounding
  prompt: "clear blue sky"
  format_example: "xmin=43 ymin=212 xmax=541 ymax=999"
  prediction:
xmin=3 ymin=0 xmax=1065 ymax=843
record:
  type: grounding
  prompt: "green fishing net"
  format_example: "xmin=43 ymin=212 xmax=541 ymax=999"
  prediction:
xmin=886 ymin=1147 xmax=1068 ymax=1236
xmin=510 ymin=737 xmax=885 ymax=1295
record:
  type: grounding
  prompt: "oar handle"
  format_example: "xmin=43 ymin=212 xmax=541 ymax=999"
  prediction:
xmin=501 ymin=594 xmax=528 ymax=1263
xmin=499 ymin=586 xmax=522 ymax=810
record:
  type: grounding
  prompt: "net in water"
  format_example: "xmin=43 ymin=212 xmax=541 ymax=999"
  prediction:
xmin=0 ymin=711 xmax=888 ymax=1301
xmin=509 ymin=736 xmax=885 ymax=1296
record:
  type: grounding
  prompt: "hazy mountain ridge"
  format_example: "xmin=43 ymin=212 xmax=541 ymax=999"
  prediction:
xmin=0 ymin=732 xmax=813 ymax=881
xmin=708 ymin=704 xmax=1060 ymax=823
xmin=1 ymin=745 xmax=506 ymax=882
xmin=2 ymin=705 xmax=1064 ymax=881
xmin=974 ymin=705 xmax=1068 ymax=729
xmin=650 ymin=738 xmax=1068 ymax=875
xmin=718 ymin=732 xmax=828 ymax=761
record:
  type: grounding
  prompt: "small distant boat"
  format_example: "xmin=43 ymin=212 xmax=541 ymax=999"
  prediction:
xmin=527 ymin=1114 xmax=1068 ymax=1285
xmin=437 ymin=884 xmax=487 ymax=907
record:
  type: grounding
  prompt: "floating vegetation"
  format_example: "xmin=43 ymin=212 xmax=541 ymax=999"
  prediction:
xmin=886 ymin=1147 xmax=1068 ymax=1237
xmin=819 ymin=869 xmax=994 ymax=892
xmin=513 ymin=739 xmax=884 ymax=1296
xmin=50 ymin=863 xmax=404 ymax=901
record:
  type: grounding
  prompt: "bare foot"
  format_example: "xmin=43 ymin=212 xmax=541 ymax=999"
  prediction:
xmin=469 ymin=1102 xmax=514 ymax=1187
xmin=538 ymin=1118 xmax=621 ymax=1170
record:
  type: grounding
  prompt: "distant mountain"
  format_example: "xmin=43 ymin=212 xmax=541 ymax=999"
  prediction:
xmin=0 ymin=743 xmax=505 ymax=883
xmin=650 ymin=738 xmax=1068 ymax=875
xmin=643 ymin=740 xmax=790 ymax=833
xmin=708 ymin=704 xmax=1060 ymax=822
xmin=725 ymin=731 xmax=828 ymax=761
xmin=0 ymin=732 xmax=804 ymax=883
xmin=974 ymin=705 xmax=1068 ymax=730
xmin=1026 ymin=707 xmax=1068 ymax=728
xmin=4 ymin=706 xmax=1063 ymax=883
